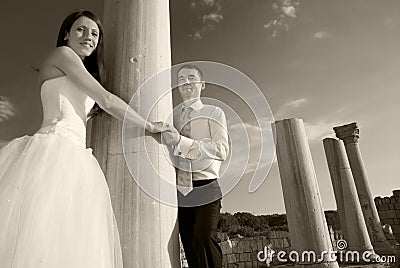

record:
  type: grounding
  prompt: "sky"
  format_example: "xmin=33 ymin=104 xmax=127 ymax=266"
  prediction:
xmin=0 ymin=0 xmax=399 ymax=215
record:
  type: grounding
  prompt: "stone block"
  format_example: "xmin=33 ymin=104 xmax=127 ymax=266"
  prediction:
xmin=391 ymin=196 xmax=397 ymax=204
xmin=237 ymin=242 xmax=244 ymax=253
xmin=394 ymin=234 xmax=400 ymax=243
xmin=276 ymin=239 xmax=284 ymax=249
xmin=231 ymin=240 xmax=240 ymax=253
xmin=257 ymin=239 xmax=263 ymax=251
xmin=243 ymin=240 xmax=251 ymax=253
xmin=395 ymin=204 xmax=400 ymax=210
xmin=392 ymin=224 xmax=400 ymax=233
xmin=251 ymin=251 xmax=259 ymax=261
xmin=252 ymin=260 xmax=259 ymax=267
xmin=238 ymin=263 xmax=246 ymax=268
xmin=222 ymin=241 xmax=233 ymax=254
xmin=245 ymin=261 xmax=253 ymax=267
xmin=223 ymin=255 xmax=227 ymax=265
xmin=389 ymin=204 xmax=395 ymax=210
xmin=385 ymin=219 xmax=395 ymax=225
xmin=242 ymin=253 xmax=250 ymax=262
xmin=280 ymin=231 xmax=289 ymax=238
xmin=283 ymin=238 xmax=290 ymax=248
xmin=374 ymin=197 xmax=382 ymax=205
xmin=228 ymin=242 xmax=234 ymax=254
xmin=393 ymin=218 xmax=400 ymax=224
xmin=250 ymin=240 xmax=258 ymax=252
xmin=396 ymin=209 xmax=400 ymax=218
xmin=384 ymin=197 xmax=391 ymax=204
xmin=378 ymin=204 xmax=389 ymax=210
xmin=227 ymin=253 xmax=237 ymax=264
xmin=268 ymin=231 xmax=275 ymax=239
xmin=239 ymin=253 xmax=247 ymax=262
xmin=248 ymin=253 xmax=254 ymax=262
xmin=393 ymin=190 xmax=400 ymax=197
xmin=378 ymin=210 xmax=387 ymax=220
xmin=262 ymin=237 xmax=269 ymax=246
xmin=387 ymin=210 xmax=397 ymax=219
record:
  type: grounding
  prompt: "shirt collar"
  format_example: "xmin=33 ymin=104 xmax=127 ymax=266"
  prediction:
xmin=182 ymin=99 xmax=204 ymax=112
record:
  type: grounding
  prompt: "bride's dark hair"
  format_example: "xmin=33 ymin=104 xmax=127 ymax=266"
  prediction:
xmin=57 ymin=10 xmax=104 ymax=118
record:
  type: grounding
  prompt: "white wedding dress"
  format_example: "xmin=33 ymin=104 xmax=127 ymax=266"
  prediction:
xmin=0 ymin=76 xmax=123 ymax=268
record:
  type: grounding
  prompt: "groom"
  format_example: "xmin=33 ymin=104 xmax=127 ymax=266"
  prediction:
xmin=162 ymin=64 xmax=229 ymax=268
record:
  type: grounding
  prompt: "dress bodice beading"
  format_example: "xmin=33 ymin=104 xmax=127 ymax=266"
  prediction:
xmin=39 ymin=76 xmax=95 ymax=147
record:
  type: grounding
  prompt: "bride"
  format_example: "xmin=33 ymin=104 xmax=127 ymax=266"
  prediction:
xmin=0 ymin=10 xmax=163 ymax=267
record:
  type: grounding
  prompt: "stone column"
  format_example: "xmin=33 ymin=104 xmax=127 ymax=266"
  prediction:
xmin=273 ymin=118 xmax=339 ymax=268
xmin=323 ymin=138 xmax=376 ymax=255
xmin=334 ymin=122 xmax=393 ymax=255
xmin=89 ymin=1 xmax=179 ymax=267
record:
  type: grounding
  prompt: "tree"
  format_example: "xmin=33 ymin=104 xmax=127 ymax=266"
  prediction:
xmin=218 ymin=212 xmax=240 ymax=233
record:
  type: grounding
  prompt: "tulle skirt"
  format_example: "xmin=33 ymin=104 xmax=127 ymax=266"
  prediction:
xmin=0 ymin=128 xmax=123 ymax=268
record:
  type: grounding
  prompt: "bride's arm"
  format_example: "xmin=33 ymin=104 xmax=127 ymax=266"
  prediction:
xmin=44 ymin=46 xmax=158 ymax=132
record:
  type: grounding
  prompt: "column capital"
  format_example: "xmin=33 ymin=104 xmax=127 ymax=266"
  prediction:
xmin=333 ymin=122 xmax=359 ymax=144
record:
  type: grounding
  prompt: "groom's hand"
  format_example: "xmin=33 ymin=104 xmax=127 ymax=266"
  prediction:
xmin=162 ymin=126 xmax=180 ymax=145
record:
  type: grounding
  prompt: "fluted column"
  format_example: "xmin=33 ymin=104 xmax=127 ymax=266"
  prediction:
xmin=323 ymin=138 xmax=376 ymax=255
xmin=334 ymin=122 xmax=393 ymax=255
xmin=273 ymin=118 xmax=339 ymax=268
xmin=89 ymin=1 xmax=179 ymax=267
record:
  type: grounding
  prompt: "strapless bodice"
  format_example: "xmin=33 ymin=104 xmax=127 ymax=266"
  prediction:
xmin=39 ymin=76 xmax=95 ymax=147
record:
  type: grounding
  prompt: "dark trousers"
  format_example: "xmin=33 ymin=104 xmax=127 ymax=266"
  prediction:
xmin=178 ymin=181 xmax=222 ymax=268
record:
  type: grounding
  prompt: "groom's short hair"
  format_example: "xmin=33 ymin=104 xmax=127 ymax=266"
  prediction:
xmin=177 ymin=64 xmax=204 ymax=82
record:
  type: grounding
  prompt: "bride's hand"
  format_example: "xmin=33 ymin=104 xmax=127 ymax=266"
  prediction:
xmin=145 ymin=121 xmax=169 ymax=133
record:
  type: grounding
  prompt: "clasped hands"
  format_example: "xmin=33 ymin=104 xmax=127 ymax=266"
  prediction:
xmin=146 ymin=122 xmax=180 ymax=146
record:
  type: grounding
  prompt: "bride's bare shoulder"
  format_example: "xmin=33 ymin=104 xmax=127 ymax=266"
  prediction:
xmin=41 ymin=46 xmax=77 ymax=66
xmin=38 ymin=47 xmax=72 ymax=86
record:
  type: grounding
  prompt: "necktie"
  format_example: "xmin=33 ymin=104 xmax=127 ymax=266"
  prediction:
xmin=176 ymin=106 xmax=193 ymax=195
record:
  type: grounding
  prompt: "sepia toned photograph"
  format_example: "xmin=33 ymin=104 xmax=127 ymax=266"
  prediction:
xmin=0 ymin=0 xmax=399 ymax=267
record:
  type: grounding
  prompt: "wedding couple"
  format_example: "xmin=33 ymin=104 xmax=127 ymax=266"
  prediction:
xmin=0 ymin=10 xmax=229 ymax=268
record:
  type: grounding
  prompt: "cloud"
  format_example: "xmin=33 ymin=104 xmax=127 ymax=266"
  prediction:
xmin=282 ymin=5 xmax=296 ymax=18
xmin=224 ymin=119 xmax=276 ymax=177
xmin=202 ymin=0 xmax=216 ymax=6
xmin=190 ymin=0 xmax=216 ymax=8
xmin=222 ymin=119 xmax=276 ymax=193
xmin=274 ymin=97 xmax=308 ymax=118
xmin=313 ymin=31 xmax=329 ymax=40
xmin=304 ymin=120 xmax=337 ymax=142
xmin=265 ymin=0 xmax=300 ymax=37
xmin=203 ymin=13 xmax=223 ymax=23
xmin=273 ymin=99 xmax=340 ymax=142
xmin=189 ymin=31 xmax=203 ymax=40
xmin=285 ymin=97 xmax=307 ymax=108
xmin=0 ymin=96 xmax=16 ymax=123
xmin=187 ymin=0 xmax=223 ymax=40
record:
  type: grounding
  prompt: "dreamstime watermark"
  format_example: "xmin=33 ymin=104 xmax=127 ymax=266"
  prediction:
xmin=257 ymin=239 xmax=397 ymax=265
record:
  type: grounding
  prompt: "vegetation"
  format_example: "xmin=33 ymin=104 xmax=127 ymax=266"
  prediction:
xmin=217 ymin=210 xmax=339 ymax=237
